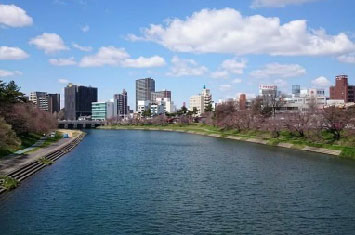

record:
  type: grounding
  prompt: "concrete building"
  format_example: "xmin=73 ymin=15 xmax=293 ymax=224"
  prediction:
xmin=64 ymin=83 xmax=98 ymax=120
xmin=151 ymin=90 xmax=171 ymax=102
xmin=239 ymin=94 xmax=246 ymax=110
xmin=189 ymin=86 xmax=213 ymax=115
xmin=106 ymin=102 xmax=114 ymax=120
xmin=150 ymin=103 xmax=165 ymax=116
xmin=47 ymin=94 xmax=60 ymax=114
xmin=136 ymin=78 xmax=155 ymax=111
xmin=137 ymin=100 xmax=150 ymax=113
xmin=114 ymin=89 xmax=128 ymax=118
xmin=156 ymin=97 xmax=176 ymax=113
xmin=259 ymin=85 xmax=278 ymax=97
xmin=330 ymin=75 xmax=355 ymax=103
xmin=202 ymin=85 xmax=212 ymax=109
xmin=189 ymin=95 xmax=204 ymax=115
xmin=283 ymin=88 xmax=326 ymax=111
xmin=29 ymin=92 xmax=60 ymax=113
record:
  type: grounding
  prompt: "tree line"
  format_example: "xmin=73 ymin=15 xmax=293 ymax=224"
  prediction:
xmin=0 ymin=80 xmax=57 ymax=153
xmin=106 ymin=95 xmax=355 ymax=143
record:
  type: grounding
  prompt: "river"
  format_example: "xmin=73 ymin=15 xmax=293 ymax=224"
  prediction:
xmin=1 ymin=129 xmax=355 ymax=234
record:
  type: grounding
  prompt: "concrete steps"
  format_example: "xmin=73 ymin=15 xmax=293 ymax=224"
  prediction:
xmin=0 ymin=133 xmax=85 ymax=194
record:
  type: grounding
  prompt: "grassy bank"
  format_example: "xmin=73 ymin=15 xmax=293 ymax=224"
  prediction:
xmin=0 ymin=131 xmax=62 ymax=158
xmin=99 ymin=124 xmax=355 ymax=159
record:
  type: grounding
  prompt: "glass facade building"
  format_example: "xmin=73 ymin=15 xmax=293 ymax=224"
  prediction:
xmin=91 ymin=102 xmax=107 ymax=121
xmin=64 ymin=84 xmax=98 ymax=120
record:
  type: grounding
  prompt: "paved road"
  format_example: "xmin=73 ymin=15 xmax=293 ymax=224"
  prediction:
xmin=0 ymin=137 xmax=74 ymax=176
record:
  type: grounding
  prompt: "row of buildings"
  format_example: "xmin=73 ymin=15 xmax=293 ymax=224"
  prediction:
xmin=59 ymin=78 xmax=176 ymax=121
xmin=27 ymin=74 xmax=354 ymax=120
xmin=215 ymin=74 xmax=354 ymax=113
xmin=29 ymin=92 xmax=60 ymax=114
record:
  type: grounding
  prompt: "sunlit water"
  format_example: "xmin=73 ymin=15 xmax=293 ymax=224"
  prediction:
xmin=1 ymin=129 xmax=355 ymax=234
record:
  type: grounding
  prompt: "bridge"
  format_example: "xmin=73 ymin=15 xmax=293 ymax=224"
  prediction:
xmin=58 ymin=120 xmax=105 ymax=129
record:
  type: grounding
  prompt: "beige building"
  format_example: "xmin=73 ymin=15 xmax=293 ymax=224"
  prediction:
xmin=189 ymin=95 xmax=204 ymax=114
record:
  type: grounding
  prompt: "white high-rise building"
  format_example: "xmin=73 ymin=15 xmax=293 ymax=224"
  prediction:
xmin=189 ymin=85 xmax=213 ymax=115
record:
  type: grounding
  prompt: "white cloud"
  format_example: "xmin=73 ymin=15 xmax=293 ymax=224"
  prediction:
xmin=210 ymin=58 xmax=246 ymax=79
xmin=0 ymin=69 xmax=22 ymax=77
xmin=29 ymin=33 xmax=68 ymax=54
xmin=250 ymin=63 xmax=306 ymax=78
xmin=0 ymin=4 xmax=33 ymax=27
xmin=0 ymin=46 xmax=29 ymax=60
xmin=232 ymin=78 xmax=242 ymax=84
xmin=58 ymin=78 xmax=70 ymax=84
xmin=79 ymin=46 xmax=165 ymax=68
xmin=167 ymin=56 xmax=208 ymax=77
xmin=274 ymin=78 xmax=288 ymax=88
xmin=210 ymin=71 xmax=229 ymax=79
xmin=72 ymin=43 xmax=92 ymax=52
xmin=49 ymin=57 xmax=76 ymax=66
xmin=221 ymin=58 xmax=246 ymax=74
xmin=131 ymin=8 xmax=355 ymax=56
xmin=218 ymin=84 xmax=232 ymax=92
xmin=251 ymin=0 xmax=320 ymax=8
xmin=81 ymin=25 xmax=90 ymax=33
xmin=337 ymin=53 xmax=355 ymax=64
xmin=79 ymin=46 xmax=129 ymax=67
xmin=122 ymin=56 xmax=166 ymax=68
xmin=311 ymin=76 xmax=331 ymax=87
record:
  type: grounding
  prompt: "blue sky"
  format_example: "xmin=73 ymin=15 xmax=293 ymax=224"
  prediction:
xmin=1 ymin=0 xmax=355 ymax=109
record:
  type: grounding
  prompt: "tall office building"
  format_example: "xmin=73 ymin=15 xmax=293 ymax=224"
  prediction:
xmin=151 ymin=90 xmax=171 ymax=102
xmin=29 ymin=92 xmax=60 ymax=113
xmin=114 ymin=89 xmax=128 ymax=118
xmin=64 ymin=83 xmax=98 ymax=120
xmin=136 ymin=78 xmax=155 ymax=111
xmin=47 ymin=94 xmax=60 ymax=113
xmin=292 ymin=85 xmax=301 ymax=97
xmin=330 ymin=75 xmax=355 ymax=102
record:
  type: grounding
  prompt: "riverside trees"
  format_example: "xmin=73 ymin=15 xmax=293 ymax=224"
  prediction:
xmin=0 ymin=80 xmax=57 ymax=155
xmin=214 ymin=98 xmax=354 ymax=143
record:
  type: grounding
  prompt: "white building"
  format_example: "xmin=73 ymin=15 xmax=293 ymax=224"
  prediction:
xmin=283 ymin=88 xmax=326 ymax=111
xmin=189 ymin=86 xmax=213 ymax=115
xmin=259 ymin=85 xmax=278 ymax=97
xmin=189 ymin=95 xmax=204 ymax=115
xmin=150 ymin=103 xmax=165 ymax=116
xmin=137 ymin=100 xmax=150 ymax=113
xmin=156 ymin=97 xmax=176 ymax=113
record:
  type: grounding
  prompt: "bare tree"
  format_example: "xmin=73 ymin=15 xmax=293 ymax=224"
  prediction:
xmin=321 ymin=106 xmax=352 ymax=140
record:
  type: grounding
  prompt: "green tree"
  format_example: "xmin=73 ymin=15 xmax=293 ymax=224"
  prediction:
xmin=0 ymin=116 xmax=20 ymax=150
xmin=204 ymin=103 xmax=213 ymax=112
xmin=141 ymin=109 xmax=151 ymax=118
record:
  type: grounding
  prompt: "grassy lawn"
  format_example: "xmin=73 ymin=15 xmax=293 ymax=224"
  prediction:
xmin=100 ymin=124 xmax=355 ymax=159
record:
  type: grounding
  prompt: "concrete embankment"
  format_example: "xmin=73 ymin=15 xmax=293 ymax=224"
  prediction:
xmin=0 ymin=131 xmax=86 ymax=194
xmin=100 ymin=126 xmax=342 ymax=157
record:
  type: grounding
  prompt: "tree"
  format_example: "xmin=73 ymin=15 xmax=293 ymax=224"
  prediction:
xmin=321 ymin=106 xmax=352 ymax=140
xmin=0 ymin=116 xmax=20 ymax=150
xmin=284 ymin=112 xmax=311 ymax=137
xmin=141 ymin=109 xmax=151 ymax=118
xmin=204 ymin=103 xmax=213 ymax=112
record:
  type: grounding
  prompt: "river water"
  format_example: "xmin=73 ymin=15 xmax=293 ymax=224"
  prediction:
xmin=1 ymin=129 xmax=355 ymax=234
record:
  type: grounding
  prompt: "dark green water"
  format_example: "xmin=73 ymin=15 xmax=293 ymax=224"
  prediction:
xmin=1 ymin=129 xmax=355 ymax=234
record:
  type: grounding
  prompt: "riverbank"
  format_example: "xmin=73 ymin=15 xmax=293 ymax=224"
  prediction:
xmin=99 ymin=124 xmax=355 ymax=159
xmin=0 ymin=130 xmax=85 ymax=194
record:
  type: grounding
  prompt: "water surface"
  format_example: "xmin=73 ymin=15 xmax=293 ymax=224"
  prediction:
xmin=1 ymin=129 xmax=355 ymax=234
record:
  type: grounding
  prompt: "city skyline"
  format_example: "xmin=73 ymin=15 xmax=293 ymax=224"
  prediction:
xmin=1 ymin=0 xmax=355 ymax=109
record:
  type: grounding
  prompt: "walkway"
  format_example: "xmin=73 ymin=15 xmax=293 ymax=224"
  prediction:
xmin=0 ymin=130 xmax=80 ymax=175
